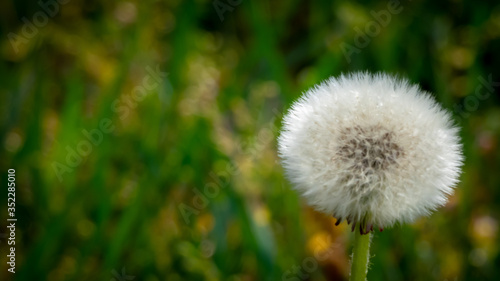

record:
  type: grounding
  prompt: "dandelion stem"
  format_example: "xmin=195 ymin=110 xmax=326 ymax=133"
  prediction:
xmin=350 ymin=224 xmax=371 ymax=281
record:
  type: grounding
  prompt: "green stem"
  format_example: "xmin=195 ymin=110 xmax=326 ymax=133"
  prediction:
xmin=350 ymin=224 xmax=371 ymax=281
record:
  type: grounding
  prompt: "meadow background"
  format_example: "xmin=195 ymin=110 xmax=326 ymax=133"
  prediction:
xmin=1 ymin=0 xmax=500 ymax=280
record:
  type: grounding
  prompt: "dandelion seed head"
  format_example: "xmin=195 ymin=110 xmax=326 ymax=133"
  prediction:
xmin=278 ymin=72 xmax=463 ymax=232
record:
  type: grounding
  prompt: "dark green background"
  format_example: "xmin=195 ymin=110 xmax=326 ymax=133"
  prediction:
xmin=1 ymin=0 xmax=499 ymax=280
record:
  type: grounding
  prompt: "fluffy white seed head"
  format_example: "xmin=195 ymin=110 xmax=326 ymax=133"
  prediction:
xmin=278 ymin=72 xmax=463 ymax=232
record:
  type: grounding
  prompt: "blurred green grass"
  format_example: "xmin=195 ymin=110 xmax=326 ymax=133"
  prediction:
xmin=1 ymin=0 xmax=500 ymax=280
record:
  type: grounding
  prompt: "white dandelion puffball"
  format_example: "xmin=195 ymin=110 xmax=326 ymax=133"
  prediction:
xmin=278 ymin=72 xmax=463 ymax=233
